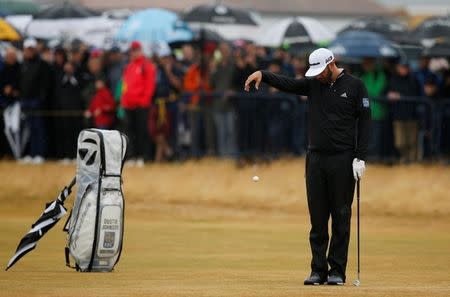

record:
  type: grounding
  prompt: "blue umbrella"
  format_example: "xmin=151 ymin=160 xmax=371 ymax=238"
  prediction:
xmin=114 ymin=8 xmax=193 ymax=44
xmin=329 ymin=30 xmax=401 ymax=58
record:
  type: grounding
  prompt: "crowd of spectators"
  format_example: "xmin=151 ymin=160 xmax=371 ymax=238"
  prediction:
xmin=0 ymin=38 xmax=449 ymax=165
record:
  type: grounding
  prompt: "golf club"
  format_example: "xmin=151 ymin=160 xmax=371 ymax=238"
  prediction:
xmin=353 ymin=179 xmax=361 ymax=287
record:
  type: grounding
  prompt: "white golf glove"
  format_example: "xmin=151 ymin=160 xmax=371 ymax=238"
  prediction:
xmin=352 ymin=158 xmax=365 ymax=180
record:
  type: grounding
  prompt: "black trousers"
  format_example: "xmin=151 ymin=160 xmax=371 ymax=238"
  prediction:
xmin=123 ymin=107 xmax=150 ymax=160
xmin=305 ymin=151 xmax=355 ymax=280
xmin=55 ymin=115 xmax=82 ymax=159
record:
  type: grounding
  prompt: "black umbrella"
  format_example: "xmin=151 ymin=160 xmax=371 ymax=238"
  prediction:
xmin=170 ymin=26 xmax=225 ymax=47
xmin=329 ymin=30 xmax=401 ymax=58
xmin=423 ymin=41 xmax=450 ymax=57
xmin=413 ymin=15 xmax=450 ymax=40
xmin=182 ymin=4 xmax=259 ymax=26
xmin=33 ymin=1 xmax=99 ymax=19
xmin=5 ymin=178 xmax=76 ymax=271
xmin=339 ymin=17 xmax=411 ymax=43
xmin=193 ymin=27 xmax=224 ymax=43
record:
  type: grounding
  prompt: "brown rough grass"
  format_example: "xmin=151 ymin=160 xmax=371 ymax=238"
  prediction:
xmin=1 ymin=159 xmax=448 ymax=217
xmin=0 ymin=160 xmax=449 ymax=297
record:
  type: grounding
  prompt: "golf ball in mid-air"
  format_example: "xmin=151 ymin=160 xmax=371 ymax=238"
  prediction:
xmin=252 ymin=175 xmax=260 ymax=182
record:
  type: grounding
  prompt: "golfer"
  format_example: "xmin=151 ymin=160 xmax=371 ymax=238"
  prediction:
xmin=244 ymin=48 xmax=371 ymax=285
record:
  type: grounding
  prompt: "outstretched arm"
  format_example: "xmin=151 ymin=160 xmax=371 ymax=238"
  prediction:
xmin=245 ymin=70 xmax=310 ymax=96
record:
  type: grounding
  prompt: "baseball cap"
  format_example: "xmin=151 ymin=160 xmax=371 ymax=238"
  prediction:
xmin=305 ymin=48 xmax=334 ymax=78
xmin=130 ymin=40 xmax=142 ymax=51
xmin=24 ymin=38 xmax=37 ymax=49
xmin=90 ymin=49 xmax=102 ymax=58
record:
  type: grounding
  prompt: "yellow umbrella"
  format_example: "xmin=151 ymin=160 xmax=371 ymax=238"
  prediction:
xmin=0 ymin=19 xmax=21 ymax=41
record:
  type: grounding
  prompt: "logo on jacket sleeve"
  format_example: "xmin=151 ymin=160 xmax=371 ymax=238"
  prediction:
xmin=340 ymin=92 xmax=347 ymax=98
xmin=362 ymin=98 xmax=370 ymax=108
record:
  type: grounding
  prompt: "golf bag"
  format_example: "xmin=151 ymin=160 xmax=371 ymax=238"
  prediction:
xmin=64 ymin=129 xmax=128 ymax=272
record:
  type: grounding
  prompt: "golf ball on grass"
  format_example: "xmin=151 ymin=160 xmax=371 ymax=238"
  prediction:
xmin=252 ymin=175 xmax=260 ymax=182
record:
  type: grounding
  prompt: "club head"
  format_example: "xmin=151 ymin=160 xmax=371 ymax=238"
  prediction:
xmin=353 ymin=279 xmax=360 ymax=287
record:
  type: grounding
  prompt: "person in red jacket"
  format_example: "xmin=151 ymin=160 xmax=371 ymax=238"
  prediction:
xmin=121 ymin=41 xmax=157 ymax=165
xmin=85 ymin=79 xmax=116 ymax=129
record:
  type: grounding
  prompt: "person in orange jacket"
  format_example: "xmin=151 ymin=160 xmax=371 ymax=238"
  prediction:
xmin=85 ymin=78 xmax=116 ymax=129
xmin=121 ymin=41 xmax=157 ymax=165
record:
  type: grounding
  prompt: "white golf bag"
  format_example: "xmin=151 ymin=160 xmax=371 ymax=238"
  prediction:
xmin=64 ymin=129 xmax=128 ymax=272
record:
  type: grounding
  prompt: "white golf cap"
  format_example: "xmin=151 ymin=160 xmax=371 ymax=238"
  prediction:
xmin=23 ymin=38 xmax=37 ymax=49
xmin=305 ymin=48 xmax=334 ymax=78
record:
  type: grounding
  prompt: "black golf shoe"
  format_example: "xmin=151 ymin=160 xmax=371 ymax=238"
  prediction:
xmin=304 ymin=272 xmax=326 ymax=285
xmin=327 ymin=273 xmax=345 ymax=285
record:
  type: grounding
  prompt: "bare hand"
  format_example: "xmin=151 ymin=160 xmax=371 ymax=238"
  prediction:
xmin=387 ymin=91 xmax=401 ymax=101
xmin=244 ymin=71 xmax=262 ymax=92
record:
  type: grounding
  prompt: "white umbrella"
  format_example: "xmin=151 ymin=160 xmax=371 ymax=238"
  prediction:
xmin=5 ymin=15 xmax=33 ymax=35
xmin=257 ymin=17 xmax=335 ymax=48
xmin=26 ymin=16 xmax=122 ymax=47
xmin=75 ymin=17 xmax=123 ymax=48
